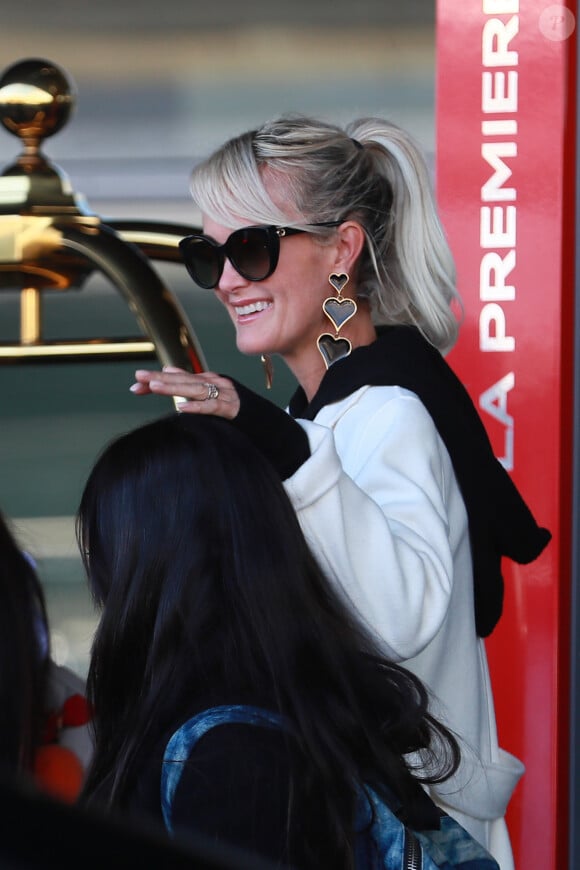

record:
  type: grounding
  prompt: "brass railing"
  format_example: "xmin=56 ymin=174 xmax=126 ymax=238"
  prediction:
xmin=0 ymin=58 xmax=206 ymax=375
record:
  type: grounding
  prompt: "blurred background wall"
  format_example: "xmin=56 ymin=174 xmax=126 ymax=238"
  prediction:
xmin=0 ymin=1 xmax=437 ymax=676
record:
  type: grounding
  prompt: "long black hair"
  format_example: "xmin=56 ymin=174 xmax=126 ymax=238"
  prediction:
xmin=77 ymin=414 xmax=459 ymax=861
xmin=0 ymin=511 xmax=49 ymax=775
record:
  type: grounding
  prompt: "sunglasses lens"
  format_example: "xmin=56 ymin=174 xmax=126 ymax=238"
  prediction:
xmin=180 ymin=238 xmax=221 ymax=289
xmin=228 ymin=227 xmax=274 ymax=281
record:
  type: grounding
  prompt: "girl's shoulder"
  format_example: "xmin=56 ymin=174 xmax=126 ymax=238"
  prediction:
xmin=164 ymin=706 xmax=332 ymax=867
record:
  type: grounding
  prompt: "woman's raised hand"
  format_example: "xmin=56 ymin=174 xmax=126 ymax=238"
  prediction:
xmin=130 ymin=367 xmax=241 ymax=419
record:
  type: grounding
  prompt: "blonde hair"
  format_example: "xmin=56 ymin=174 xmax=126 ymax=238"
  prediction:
xmin=189 ymin=114 xmax=461 ymax=353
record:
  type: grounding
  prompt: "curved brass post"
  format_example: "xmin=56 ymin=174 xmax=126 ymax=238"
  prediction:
xmin=57 ymin=221 xmax=207 ymax=374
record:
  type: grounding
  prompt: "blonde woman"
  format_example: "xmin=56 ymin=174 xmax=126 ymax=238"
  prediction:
xmin=132 ymin=115 xmax=550 ymax=867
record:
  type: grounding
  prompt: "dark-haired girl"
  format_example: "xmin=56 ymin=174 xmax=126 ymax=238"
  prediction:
xmin=78 ymin=414 xmax=461 ymax=868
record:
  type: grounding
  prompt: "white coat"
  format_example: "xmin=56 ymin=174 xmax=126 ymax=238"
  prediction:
xmin=284 ymin=383 xmax=524 ymax=869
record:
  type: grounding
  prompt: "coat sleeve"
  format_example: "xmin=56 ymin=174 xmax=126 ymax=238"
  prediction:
xmin=283 ymin=387 xmax=459 ymax=661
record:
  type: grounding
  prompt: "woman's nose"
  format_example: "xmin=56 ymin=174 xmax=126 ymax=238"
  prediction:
xmin=217 ymin=257 xmax=247 ymax=294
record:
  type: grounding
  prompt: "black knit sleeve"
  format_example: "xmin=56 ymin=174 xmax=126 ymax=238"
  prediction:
xmin=229 ymin=379 xmax=311 ymax=481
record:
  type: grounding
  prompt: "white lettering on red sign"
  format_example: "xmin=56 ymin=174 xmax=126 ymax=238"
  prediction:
xmin=480 ymin=373 xmax=515 ymax=469
xmin=478 ymin=1 xmax=519 ymax=469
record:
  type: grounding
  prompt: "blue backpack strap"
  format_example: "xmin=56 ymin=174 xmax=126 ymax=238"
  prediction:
xmin=161 ymin=704 xmax=286 ymax=833
xmin=355 ymin=784 xmax=422 ymax=870
xmin=355 ymin=784 xmax=499 ymax=870
xmin=415 ymin=814 xmax=500 ymax=869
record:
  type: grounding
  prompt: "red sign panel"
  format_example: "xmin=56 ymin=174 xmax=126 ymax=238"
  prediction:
xmin=435 ymin=2 xmax=576 ymax=867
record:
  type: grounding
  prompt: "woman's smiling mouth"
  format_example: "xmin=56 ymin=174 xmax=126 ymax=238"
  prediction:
xmin=234 ymin=301 xmax=272 ymax=318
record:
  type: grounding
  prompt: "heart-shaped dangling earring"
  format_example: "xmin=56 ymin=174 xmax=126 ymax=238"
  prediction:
xmin=317 ymin=272 xmax=357 ymax=369
xmin=317 ymin=333 xmax=353 ymax=368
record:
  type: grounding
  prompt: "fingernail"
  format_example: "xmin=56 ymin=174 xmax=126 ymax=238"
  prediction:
xmin=129 ymin=383 xmax=140 ymax=393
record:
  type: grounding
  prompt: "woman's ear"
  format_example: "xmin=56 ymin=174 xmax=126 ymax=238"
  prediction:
xmin=333 ymin=221 xmax=366 ymax=276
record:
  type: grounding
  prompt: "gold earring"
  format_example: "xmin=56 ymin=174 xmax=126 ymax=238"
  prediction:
xmin=261 ymin=354 xmax=274 ymax=389
xmin=317 ymin=272 xmax=357 ymax=369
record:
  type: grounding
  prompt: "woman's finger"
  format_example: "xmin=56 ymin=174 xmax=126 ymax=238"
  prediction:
xmin=129 ymin=381 xmax=152 ymax=395
xmin=174 ymin=378 xmax=240 ymax=420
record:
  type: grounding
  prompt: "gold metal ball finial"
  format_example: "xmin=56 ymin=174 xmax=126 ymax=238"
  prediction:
xmin=0 ymin=58 xmax=76 ymax=150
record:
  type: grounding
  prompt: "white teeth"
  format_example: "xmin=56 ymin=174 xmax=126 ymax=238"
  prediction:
xmin=235 ymin=301 xmax=271 ymax=316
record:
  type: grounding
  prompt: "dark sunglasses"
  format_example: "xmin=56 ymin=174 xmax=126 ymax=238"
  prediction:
xmin=178 ymin=222 xmax=342 ymax=289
